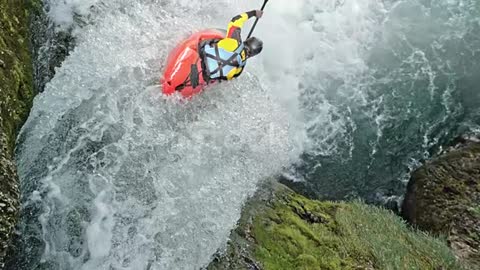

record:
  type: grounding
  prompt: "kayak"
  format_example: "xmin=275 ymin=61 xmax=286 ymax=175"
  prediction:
xmin=161 ymin=29 xmax=225 ymax=98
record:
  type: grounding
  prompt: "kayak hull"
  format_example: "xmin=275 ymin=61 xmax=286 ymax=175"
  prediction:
xmin=161 ymin=29 xmax=225 ymax=98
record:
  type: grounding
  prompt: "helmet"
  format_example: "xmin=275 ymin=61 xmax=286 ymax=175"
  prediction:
xmin=244 ymin=37 xmax=263 ymax=57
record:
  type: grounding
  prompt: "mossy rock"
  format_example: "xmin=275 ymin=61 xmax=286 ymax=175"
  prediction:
xmin=402 ymin=141 xmax=480 ymax=269
xmin=208 ymin=181 xmax=461 ymax=270
xmin=0 ymin=0 xmax=35 ymax=266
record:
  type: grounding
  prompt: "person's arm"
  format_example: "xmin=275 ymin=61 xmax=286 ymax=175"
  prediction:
xmin=225 ymin=67 xmax=244 ymax=80
xmin=232 ymin=67 xmax=244 ymax=79
xmin=226 ymin=10 xmax=261 ymax=42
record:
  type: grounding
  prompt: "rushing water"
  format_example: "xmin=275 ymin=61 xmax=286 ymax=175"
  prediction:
xmin=8 ymin=0 xmax=480 ymax=269
xmin=273 ymin=0 xmax=480 ymax=204
xmin=9 ymin=1 xmax=300 ymax=269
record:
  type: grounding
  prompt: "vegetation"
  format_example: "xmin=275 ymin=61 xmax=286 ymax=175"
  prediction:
xmin=0 ymin=0 xmax=35 ymax=265
xmin=0 ymin=0 xmax=35 ymax=146
xmin=402 ymin=142 xmax=480 ymax=269
xmin=208 ymin=182 xmax=462 ymax=270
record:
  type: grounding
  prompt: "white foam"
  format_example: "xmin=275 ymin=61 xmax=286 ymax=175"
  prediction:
xmin=17 ymin=0 xmax=479 ymax=268
xmin=17 ymin=1 xmax=300 ymax=269
xmin=255 ymin=0 xmax=386 ymax=157
xmin=86 ymin=191 xmax=114 ymax=260
xmin=46 ymin=0 xmax=102 ymax=29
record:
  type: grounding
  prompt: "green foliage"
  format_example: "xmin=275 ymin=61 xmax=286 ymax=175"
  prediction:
xmin=340 ymin=202 xmax=460 ymax=270
xmin=468 ymin=206 xmax=480 ymax=218
xmin=0 ymin=0 xmax=35 ymax=264
xmin=0 ymin=0 xmax=34 ymax=156
xmin=251 ymin=191 xmax=462 ymax=270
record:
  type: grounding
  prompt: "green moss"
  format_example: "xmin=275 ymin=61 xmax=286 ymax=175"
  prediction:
xmin=402 ymin=143 xmax=480 ymax=268
xmin=468 ymin=206 xmax=480 ymax=218
xmin=253 ymin=196 xmax=365 ymax=270
xmin=246 ymin=184 xmax=461 ymax=270
xmin=412 ymin=145 xmax=480 ymax=234
xmin=343 ymin=203 xmax=461 ymax=269
xmin=0 ymin=0 xmax=34 ymax=154
xmin=0 ymin=0 xmax=35 ymax=265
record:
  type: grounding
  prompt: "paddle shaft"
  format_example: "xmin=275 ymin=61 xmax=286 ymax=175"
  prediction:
xmin=246 ymin=0 xmax=269 ymax=39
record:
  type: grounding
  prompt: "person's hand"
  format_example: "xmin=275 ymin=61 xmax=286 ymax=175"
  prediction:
xmin=255 ymin=10 xmax=264 ymax=18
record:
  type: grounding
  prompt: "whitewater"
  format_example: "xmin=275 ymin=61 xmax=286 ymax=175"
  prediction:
xmin=10 ymin=0 xmax=304 ymax=269
xmin=8 ymin=0 xmax=480 ymax=269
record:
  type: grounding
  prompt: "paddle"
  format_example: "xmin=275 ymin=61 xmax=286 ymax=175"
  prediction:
xmin=246 ymin=0 xmax=269 ymax=39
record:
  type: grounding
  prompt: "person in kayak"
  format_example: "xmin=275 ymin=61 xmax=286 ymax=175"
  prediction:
xmin=200 ymin=10 xmax=264 ymax=82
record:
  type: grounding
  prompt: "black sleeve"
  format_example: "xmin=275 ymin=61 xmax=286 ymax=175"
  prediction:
xmin=246 ymin=10 xmax=257 ymax=18
xmin=230 ymin=10 xmax=256 ymax=22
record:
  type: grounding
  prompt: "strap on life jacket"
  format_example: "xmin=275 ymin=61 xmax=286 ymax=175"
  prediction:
xmin=199 ymin=39 xmax=220 ymax=84
xmin=175 ymin=39 xmax=246 ymax=92
xmin=175 ymin=61 xmax=201 ymax=91
xmin=203 ymin=41 xmax=245 ymax=81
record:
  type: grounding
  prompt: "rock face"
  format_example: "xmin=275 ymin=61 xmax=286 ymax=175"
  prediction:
xmin=208 ymin=180 xmax=461 ymax=270
xmin=0 ymin=0 xmax=34 ymax=266
xmin=402 ymin=141 xmax=480 ymax=269
xmin=29 ymin=0 xmax=74 ymax=92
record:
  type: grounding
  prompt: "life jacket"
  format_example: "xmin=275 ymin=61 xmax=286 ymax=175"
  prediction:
xmin=202 ymin=41 xmax=246 ymax=80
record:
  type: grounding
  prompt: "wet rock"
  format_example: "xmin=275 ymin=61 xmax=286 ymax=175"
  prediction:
xmin=0 ymin=0 xmax=35 ymax=266
xmin=28 ymin=0 xmax=75 ymax=92
xmin=402 ymin=142 xmax=480 ymax=269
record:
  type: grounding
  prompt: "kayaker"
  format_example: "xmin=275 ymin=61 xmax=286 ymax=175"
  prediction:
xmin=200 ymin=10 xmax=264 ymax=82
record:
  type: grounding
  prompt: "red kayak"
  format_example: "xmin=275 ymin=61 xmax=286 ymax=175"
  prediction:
xmin=161 ymin=29 xmax=225 ymax=98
